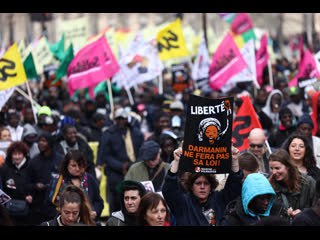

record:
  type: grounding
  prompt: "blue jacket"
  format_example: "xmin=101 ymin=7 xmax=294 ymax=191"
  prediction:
xmin=242 ymin=173 xmax=276 ymax=217
xmin=162 ymin=169 xmax=243 ymax=226
xmin=219 ymin=173 xmax=277 ymax=226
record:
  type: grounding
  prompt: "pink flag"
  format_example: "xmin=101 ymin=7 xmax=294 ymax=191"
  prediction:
xmin=289 ymin=49 xmax=320 ymax=87
xmin=209 ymin=33 xmax=248 ymax=91
xmin=67 ymin=35 xmax=119 ymax=97
xmin=255 ymin=34 xmax=269 ymax=87
xmin=231 ymin=13 xmax=253 ymax=35
xmin=300 ymin=34 xmax=305 ymax=61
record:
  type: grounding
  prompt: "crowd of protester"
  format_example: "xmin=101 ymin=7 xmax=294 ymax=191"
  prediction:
xmin=1 ymin=40 xmax=320 ymax=227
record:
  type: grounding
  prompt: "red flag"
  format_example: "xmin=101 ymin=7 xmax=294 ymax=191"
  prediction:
xmin=311 ymin=91 xmax=320 ymax=136
xmin=231 ymin=13 xmax=254 ymax=35
xmin=255 ymin=34 xmax=269 ymax=87
xmin=232 ymin=95 xmax=262 ymax=152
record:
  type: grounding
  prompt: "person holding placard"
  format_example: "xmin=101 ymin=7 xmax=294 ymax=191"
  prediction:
xmin=162 ymin=142 xmax=243 ymax=226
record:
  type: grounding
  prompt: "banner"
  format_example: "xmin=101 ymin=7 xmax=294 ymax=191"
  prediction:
xmin=221 ymin=39 xmax=257 ymax=92
xmin=0 ymin=43 xmax=27 ymax=91
xmin=31 ymin=37 xmax=57 ymax=75
xmin=208 ymin=33 xmax=248 ymax=91
xmin=289 ymin=49 xmax=320 ymax=87
xmin=156 ymin=18 xmax=190 ymax=61
xmin=232 ymin=95 xmax=262 ymax=152
xmin=23 ymin=52 xmax=38 ymax=79
xmin=57 ymin=16 xmax=89 ymax=52
xmin=67 ymin=35 xmax=119 ymax=98
xmin=231 ymin=13 xmax=254 ymax=35
xmin=179 ymin=95 xmax=234 ymax=174
xmin=255 ymin=33 xmax=269 ymax=86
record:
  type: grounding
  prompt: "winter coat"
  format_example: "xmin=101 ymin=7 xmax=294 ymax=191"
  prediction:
xmin=25 ymin=150 xmax=64 ymax=221
xmin=162 ymin=169 xmax=243 ymax=226
xmin=46 ymin=172 xmax=104 ymax=219
xmin=0 ymin=155 xmax=30 ymax=200
xmin=261 ymin=89 xmax=284 ymax=129
xmin=292 ymin=208 xmax=320 ymax=226
xmin=125 ymin=160 xmax=171 ymax=192
xmin=97 ymin=124 xmax=144 ymax=190
xmin=219 ymin=173 xmax=279 ymax=226
xmin=271 ymin=172 xmax=316 ymax=222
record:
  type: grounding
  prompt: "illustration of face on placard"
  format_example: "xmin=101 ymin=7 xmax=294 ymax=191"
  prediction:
xmin=197 ymin=117 xmax=229 ymax=145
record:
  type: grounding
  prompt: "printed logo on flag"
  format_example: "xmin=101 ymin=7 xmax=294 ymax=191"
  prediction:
xmin=156 ymin=18 xmax=189 ymax=61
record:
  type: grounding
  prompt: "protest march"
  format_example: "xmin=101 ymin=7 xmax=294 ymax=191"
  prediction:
xmin=1 ymin=13 xmax=320 ymax=227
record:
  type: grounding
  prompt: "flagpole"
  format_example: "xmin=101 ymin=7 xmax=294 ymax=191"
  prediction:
xmin=25 ymin=81 xmax=38 ymax=124
xmin=106 ymin=79 xmax=114 ymax=115
xmin=126 ymin=87 xmax=134 ymax=106
xmin=267 ymin=59 xmax=273 ymax=87
xmin=158 ymin=75 xmax=163 ymax=95
xmin=15 ymin=86 xmax=41 ymax=109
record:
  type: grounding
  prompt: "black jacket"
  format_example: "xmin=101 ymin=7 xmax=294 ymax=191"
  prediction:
xmin=97 ymin=124 xmax=144 ymax=188
xmin=0 ymin=156 xmax=30 ymax=200
xmin=55 ymin=136 xmax=96 ymax=178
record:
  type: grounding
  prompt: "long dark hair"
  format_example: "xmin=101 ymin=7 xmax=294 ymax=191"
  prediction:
xmin=282 ymin=134 xmax=317 ymax=169
xmin=58 ymin=150 xmax=87 ymax=176
xmin=269 ymin=149 xmax=301 ymax=192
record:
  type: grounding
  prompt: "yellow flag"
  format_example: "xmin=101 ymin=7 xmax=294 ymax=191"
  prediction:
xmin=0 ymin=43 xmax=27 ymax=91
xmin=156 ymin=18 xmax=189 ymax=60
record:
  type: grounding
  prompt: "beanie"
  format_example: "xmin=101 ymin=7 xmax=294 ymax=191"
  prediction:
xmin=38 ymin=106 xmax=52 ymax=116
xmin=297 ymin=114 xmax=314 ymax=128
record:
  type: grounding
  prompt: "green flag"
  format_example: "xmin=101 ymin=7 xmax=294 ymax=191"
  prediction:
xmin=242 ymin=28 xmax=256 ymax=42
xmin=48 ymin=34 xmax=65 ymax=61
xmin=23 ymin=53 xmax=38 ymax=79
xmin=52 ymin=43 xmax=74 ymax=85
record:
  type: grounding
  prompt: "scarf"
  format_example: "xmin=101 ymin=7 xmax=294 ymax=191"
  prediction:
xmin=122 ymin=128 xmax=136 ymax=162
xmin=51 ymin=172 xmax=89 ymax=208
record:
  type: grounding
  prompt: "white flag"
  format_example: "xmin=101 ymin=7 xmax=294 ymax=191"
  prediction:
xmin=192 ymin=36 xmax=210 ymax=81
xmin=0 ymin=87 xmax=15 ymax=111
xmin=221 ymin=39 xmax=258 ymax=92
xmin=112 ymin=32 xmax=164 ymax=90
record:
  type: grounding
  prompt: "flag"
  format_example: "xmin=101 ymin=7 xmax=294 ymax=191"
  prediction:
xmin=256 ymin=33 xmax=269 ymax=86
xmin=67 ymin=35 xmax=119 ymax=98
xmin=23 ymin=52 xmax=38 ymax=79
xmin=231 ymin=13 xmax=254 ymax=35
xmin=218 ymin=13 xmax=237 ymax=24
xmin=0 ymin=43 xmax=27 ymax=90
xmin=156 ymin=18 xmax=189 ymax=61
xmin=208 ymin=33 xmax=248 ymax=91
xmin=232 ymin=95 xmax=262 ymax=152
xmin=48 ymin=34 xmax=65 ymax=61
xmin=289 ymin=49 xmax=320 ymax=87
xmin=112 ymin=33 xmax=164 ymax=90
xmin=300 ymin=34 xmax=305 ymax=62
xmin=192 ymin=36 xmax=210 ymax=91
xmin=221 ymin=39 xmax=257 ymax=92
xmin=52 ymin=43 xmax=74 ymax=84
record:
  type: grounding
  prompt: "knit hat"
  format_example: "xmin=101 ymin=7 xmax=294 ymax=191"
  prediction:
xmin=297 ymin=113 xmax=314 ymax=128
xmin=38 ymin=106 xmax=52 ymax=116
xmin=138 ymin=140 xmax=160 ymax=161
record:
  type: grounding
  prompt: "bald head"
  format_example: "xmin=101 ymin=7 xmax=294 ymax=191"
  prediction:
xmin=248 ymin=128 xmax=265 ymax=142
xmin=248 ymin=128 xmax=266 ymax=159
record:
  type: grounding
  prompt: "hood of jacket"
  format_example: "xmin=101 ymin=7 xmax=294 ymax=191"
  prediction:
xmin=22 ymin=123 xmax=38 ymax=139
xmin=242 ymin=173 xmax=276 ymax=217
xmin=262 ymin=89 xmax=283 ymax=115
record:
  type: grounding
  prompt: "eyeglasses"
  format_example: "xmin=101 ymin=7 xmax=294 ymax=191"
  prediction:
xmin=249 ymin=144 xmax=264 ymax=148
